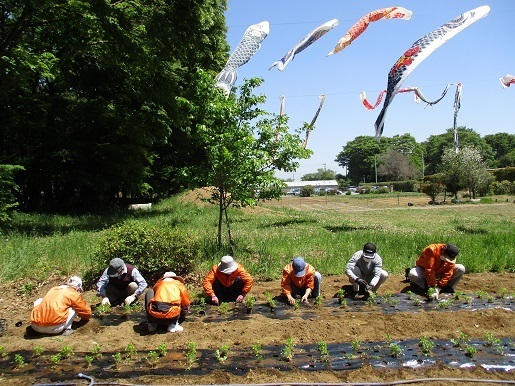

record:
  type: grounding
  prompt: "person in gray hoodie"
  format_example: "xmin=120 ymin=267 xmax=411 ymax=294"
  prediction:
xmin=345 ymin=242 xmax=388 ymax=297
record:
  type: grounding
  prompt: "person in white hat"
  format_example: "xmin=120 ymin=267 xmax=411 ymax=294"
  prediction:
xmin=145 ymin=272 xmax=190 ymax=333
xmin=96 ymin=257 xmax=147 ymax=307
xmin=202 ymin=255 xmax=254 ymax=305
xmin=281 ymin=257 xmax=322 ymax=305
xmin=30 ymin=276 xmax=91 ymax=336
xmin=346 ymin=242 xmax=388 ymax=298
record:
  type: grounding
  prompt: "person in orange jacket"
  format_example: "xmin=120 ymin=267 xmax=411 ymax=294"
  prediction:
xmin=145 ymin=272 xmax=190 ymax=333
xmin=30 ymin=276 xmax=91 ymax=336
xmin=281 ymin=257 xmax=322 ymax=305
xmin=408 ymin=243 xmax=465 ymax=300
xmin=202 ymin=255 xmax=254 ymax=305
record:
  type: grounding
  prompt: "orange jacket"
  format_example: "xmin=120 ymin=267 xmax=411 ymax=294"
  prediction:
xmin=202 ymin=263 xmax=253 ymax=297
xmin=30 ymin=285 xmax=91 ymax=327
xmin=415 ymin=243 xmax=455 ymax=288
xmin=281 ymin=263 xmax=316 ymax=296
xmin=147 ymin=278 xmax=190 ymax=319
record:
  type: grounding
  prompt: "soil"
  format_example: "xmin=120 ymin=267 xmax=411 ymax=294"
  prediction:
xmin=1 ymin=273 xmax=514 ymax=385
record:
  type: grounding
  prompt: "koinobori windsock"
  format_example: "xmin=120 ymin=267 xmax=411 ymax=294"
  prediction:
xmin=374 ymin=6 xmax=490 ymax=139
xmin=327 ymin=7 xmax=412 ymax=56
xmin=499 ymin=74 xmax=515 ymax=88
xmin=270 ymin=19 xmax=338 ymax=71
xmin=215 ymin=21 xmax=270 ymax=96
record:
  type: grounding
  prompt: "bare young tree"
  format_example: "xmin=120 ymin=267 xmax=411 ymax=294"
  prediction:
xmin=377 ymin=149 xmax=418 ymax=181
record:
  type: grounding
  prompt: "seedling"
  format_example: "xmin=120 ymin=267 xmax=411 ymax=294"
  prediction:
xmin=427 ymin=287 xmax=436 ymax=301
xmin=498 ymin=288 xmax=509 ymax=299
xmin=314 ymin=295 xmax=323 ymax=307
xmin=146 ymin=350 xmax=159 ymax=368
xmin=14 ymin=354 xmax=26 ymax=368
xmin=419 ymin=336 xmax=434 ymax=355
xmin=476 ymin=291 xmax=488 ymax=299
xmin=406 ymin=290 xmax=414 ymax=300
xmin=487 ymin=295 xmax=494 ymax=303
xmin=351 ymin=338 xmax=361 ymax=351
xmin=112 ymin=352 xmax=122 ymax=368
xmin=465 ymin=296 xmax=474 ymax=306
xmin=0 ymin=346 xmax=5 ymax=357
xmin=268 ymin=298 xmax=276 ymax=309
xmin=484 ymin=332 xmax=503 ymax=355
xmin=383 ymin=291 xmax=393 ymax=301
xmin=218 ymin=302 xmax=231 ymax=315
xmin=336 ymin=288 xmax=346 ymax=302
xmin=389 ymin=343 xmax=404 ymax=358
xmin=33 ymin=346 xmax=44 ymax=357
xmin=125 ymin=341 xmax=137 ymax=360
xmin=389 ymin=298 xmax=399 ymax=307
xmin=413 ymin=297 xmax=421 ymax=306
xmin=91 ymin=343 xmax=102 ymax=360
xmin=464 ymin=344 xmax=477 ymax=357
xmin=96 ymin=303 xmax=112 ymax=314
xmin=451 ymin=331 xmax=470 ymax=347
xmin=185 ymin=342 xmax=197 ymax=369
xmin=281 ymin=337 xmax=295 ymax=362
xmin=244 ymin=296 xmax=256 ymax=309
xmin=251 ymin=342 xmax=262 ymax=362
xmin=438 ymin=299 xmax=452 ymax=308
xmin=339 ymin=298 xmax=347 ymax=308
xmin=84 ymin=355 xmax=93 ymax=368
xmin=215 ymin=344 xmax=229 ymax=364
xmin=157 ymin=343 xmax=167 ymax=357
xmin=50 ymin=353 xmax=61 ymax=368
xmin=317 ymin=341 xmax=330 ymax=362
xmin=59 ymin=346 xmax=73 ymax=359
xmin=454 ymin=291 xmax=463 ymax=301
xmin=293 ymin=300 xmax=300 ymax=310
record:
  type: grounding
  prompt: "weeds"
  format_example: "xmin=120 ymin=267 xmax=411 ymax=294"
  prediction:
xmin=185 ymin=342 xmax=197 ymax=369
xmin=281 ymin=337 xmax=295 ymax=362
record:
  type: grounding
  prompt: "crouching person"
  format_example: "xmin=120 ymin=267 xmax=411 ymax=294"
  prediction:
xmin=146 ymin=272 xmax=190 ymax=333
xmin=281 ymin=257 xmax=322 ymax=305
xmin=346 ymin=243 xmax=388 ymax=298
xmin=30 ymin=276 xmax=91 ymax=336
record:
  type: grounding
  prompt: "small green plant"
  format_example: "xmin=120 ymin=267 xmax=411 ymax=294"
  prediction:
xmin=59 ymin=346 xmax=73 ymax=359
xmin=146 ymin=350 xmax=159 ymax=368
xmin=293 ymin=300 xmax=300 ymax=310
xmin=465 ymin=296 xmax=474 ymax=305
xmin=336 ymin=288 xmax=346 ymax=301
xmin=464 ymin=344 xmax=477 ymax=357
xmin=419 ymin=336 xmax=434 ymax=355
xmin=339 ymin=298 xmax=347 ymax=308
xmin=49 ymin=353 xmax=61 ymax=368
xmin=14 ymin=354 xmax=26 ymax=368
xmin=33 ymin=346 xmax=44 ymax=357
xmin=498 ymin=288 xmax=509 ymax=299
xmin=484 ymin=332 xmax=501 ymax=347
xmin=244 ymin=296 xmax=256 ymax=309
xmin=476 ymin=290 xmax=488 ymax=299
xmin=487 ymin=295 xmax=494 ymax=303
xmin=112 ymin=352 xmax=122 ymax=368
xmin=351 ymin=338 xmax=361 ymax=351
xmin=218 ymin=302 xmax=231 ymax=315
xmin=385 ymin=333 xmax=391 ymax=344
xmin=389 ymin=298 xmax=399 ymax=307
xmin=91 ymin=343 xmax=102 ymax=360
xmin=281 ymin=337 xmax=295 ymax=362
xmin=454 ymin=291 xmax=463 ymax=301
xmin=314 ymin=295 xmax=323 ymax=306
xmin=251 ymin=342 xmax=262 ymax=362
xmin=215 ymin=344 xmax=229 ymax=364
xmin=84 ymin=355 xmax=93 ymax=368
xmin=125 ymin=342 xmax=137 ymax=360
xmin=157 ymin=343 xmax=167 ymax=357
xmin=268 ymin=298 xmax=276 ymax=309
xmin=96 ymin=303 xmax=112 ymax=314
xmin=451 ymin=331 xmax=470 ymax=347
xmin=427 ymin=287 xmax=436 ymax=300
xmin=383 ymin=291 xmax=393 ymax=301
xmin=413 ymin=297 xmax=421 ymax=306
xmin=21 ymin=282 xmax=36 ymax=296
xmin=0 ymin=346 xmax=5 ymax=357
xmin=406 ymin=290 xmax=414 ymax=300
xmin=438 ymin=299 xmax=452 ymax=308
xmin=389 ymin=343 xmax=404 ymax=358
xmin=185 ymin=342 xmax=197 ymax=369
xmin=198 ymin=296 xmax=206 ymax=307
xmin=317 ymin=341 xmax=330 ymax=362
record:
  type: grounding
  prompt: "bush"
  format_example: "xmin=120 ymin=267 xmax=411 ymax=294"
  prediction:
xmin=300 ymin=185 xmax=315 ymax=197
xmin=92 ymin=221 xmax=200 ymax=282
xmin=391 ymin=180 xmax=417 ymax=192
xmin=491 ymin=180 xmax=514 ymax=195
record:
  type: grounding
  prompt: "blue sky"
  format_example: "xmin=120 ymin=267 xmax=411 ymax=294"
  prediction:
xmin=224 ymin=1 xmax=515 ymax=180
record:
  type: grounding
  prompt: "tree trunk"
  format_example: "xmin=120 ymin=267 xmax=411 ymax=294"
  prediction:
xmin=217 ymin=188 xmax=224 ymax=247
xmin=224 ymin=206 xmax=236 ymax=256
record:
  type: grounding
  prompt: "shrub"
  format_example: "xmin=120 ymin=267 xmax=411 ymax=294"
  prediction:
xmin=92 ymin=221 xmax=200 ymax=281
xmin=300 ymin=185 xmax=315 ymax=197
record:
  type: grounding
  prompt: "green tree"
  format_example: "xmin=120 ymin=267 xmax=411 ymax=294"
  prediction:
xmin=335 ymin=136 xmax=385 ymax=184
xmin=0 ymin=165 xmax=24 ymax=225
xmin=187 ymin=76 xmax=311 ymax=247
xmin=301 ymin=168 xmax=336 ymax=181
xmin=0 ymin=0 xmax=229 ymax=211
xmin=484 ymin=133 xmax=515 ymax=168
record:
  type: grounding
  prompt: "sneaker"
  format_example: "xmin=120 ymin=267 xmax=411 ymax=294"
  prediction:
xmin=148 ymin=323 xmax=157 ymax=333
xmin=62 ymin=329 xmax=75 ymax=336
xmin=167 ymin=323 xmax=184 ymax=333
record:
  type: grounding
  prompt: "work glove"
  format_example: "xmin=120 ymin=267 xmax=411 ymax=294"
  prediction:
xmin=355 ymin=278 xmax=368 ymax=288
xmin=236 ymin=295 xmax=244 ymax=303
xmin=124 ymin=295 xmax=136 ymax=306
xmin=211 ymin=295 xmax=219 ymax=305
xmin=101 ymin=297 xmax=111 ymax=306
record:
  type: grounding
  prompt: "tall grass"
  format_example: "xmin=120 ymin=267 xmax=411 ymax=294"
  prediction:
xmin=1 ymin=193 xmax=514 ymax=283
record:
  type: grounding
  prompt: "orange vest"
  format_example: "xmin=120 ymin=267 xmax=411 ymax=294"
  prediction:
xmin=30 ymin=285 xmax=91 ymax=327
xmin=147 ymin=278 xmax=190 ymax=319
xmin=281 ymin=263 xmax=316 ymax=296
xmin=416 ymin=243 xmax=455 ymax=287
xmin=202 ymin=263 xmax=254 ymax=297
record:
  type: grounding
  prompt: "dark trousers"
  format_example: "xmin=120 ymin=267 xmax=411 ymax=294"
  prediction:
xmin=211 ymin=277 xmax=244 ymax=303
xmin=145 ymin=290 xmax=179 ymax=325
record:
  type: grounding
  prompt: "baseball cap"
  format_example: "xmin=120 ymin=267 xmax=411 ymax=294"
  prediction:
xmin=444 ymin=243 xmax=459 ymax=260
xmin=363 ymin=243 xmax=376 ymax=259
xmin=292 ymin=257 xmax=306 ymax=277
xmin=107 ymin=258 xmax=125 ymax=277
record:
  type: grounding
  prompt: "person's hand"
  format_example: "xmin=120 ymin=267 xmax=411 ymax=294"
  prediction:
xmin=286 ymin=294 xmax=295 ymax=305
xmin=236 ymin=295 xmax=244 ymax=303
xmin=101 ymin=297 xmax=111 ymax=306
xmin=301 ymin=294 xmax=309 ymax=303
xmin=124 ymin=295 xmax=136 ymax=306
xmin=429 ymin=287 xmax=440 ymax=301
xmin=211 ymin=296 xmax=219 ymax=305
xmin=356 ymin=278 xmax=368 ymax=288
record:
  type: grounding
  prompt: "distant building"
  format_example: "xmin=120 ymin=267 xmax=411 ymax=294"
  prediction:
xmin=282 ymin=180 xmax=338 ymax=194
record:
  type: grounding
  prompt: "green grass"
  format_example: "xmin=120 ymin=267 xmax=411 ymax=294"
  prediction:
xmin=0 ymin=193 xmax=514 ymax=283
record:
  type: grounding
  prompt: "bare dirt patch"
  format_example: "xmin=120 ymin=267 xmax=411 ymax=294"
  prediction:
xmin=0 ymin=273 xmax=514 ymax=385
